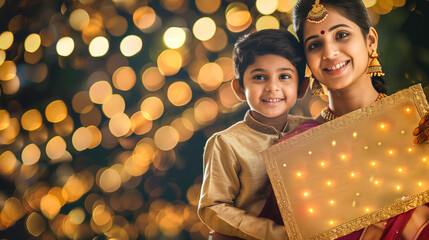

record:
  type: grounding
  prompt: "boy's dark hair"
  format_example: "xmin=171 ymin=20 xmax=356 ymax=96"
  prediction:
xmin=232 ymin=29 xmax=306 ymax=88
xmin=293 ymin=0 xmax=386 ymax=94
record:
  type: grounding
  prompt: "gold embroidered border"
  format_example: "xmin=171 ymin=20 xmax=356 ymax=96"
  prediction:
xmin=262 ymin=84 xmax=429 ymax=240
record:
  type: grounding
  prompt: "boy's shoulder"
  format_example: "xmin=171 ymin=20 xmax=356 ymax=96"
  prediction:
xmin=209 ymin=120 xmax=248 ymax=140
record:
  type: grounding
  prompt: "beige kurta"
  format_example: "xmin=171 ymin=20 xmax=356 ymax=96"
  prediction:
xmin=198 ymin=111 xmax=311 ymax=240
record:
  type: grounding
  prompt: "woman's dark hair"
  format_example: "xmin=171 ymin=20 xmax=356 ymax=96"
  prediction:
xmin=293 ymin=0 xmax=386 ymax=93
xmin=233 ymin=29 xmax=306 ymax=88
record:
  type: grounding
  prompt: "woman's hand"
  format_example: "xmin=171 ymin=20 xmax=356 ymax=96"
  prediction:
xmin=413 ymin=112 xmax=429 ymax=144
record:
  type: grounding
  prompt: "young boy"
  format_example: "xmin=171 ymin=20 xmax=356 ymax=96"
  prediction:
xmin=198 ymin=29 xmax=310 ymax=240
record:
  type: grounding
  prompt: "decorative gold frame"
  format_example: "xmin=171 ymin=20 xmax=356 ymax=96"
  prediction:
xmin=262 ymin=84 xmax=429 ymax=239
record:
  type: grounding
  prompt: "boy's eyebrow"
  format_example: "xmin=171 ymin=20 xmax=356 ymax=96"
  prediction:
xmin=303 ymin=24 xmax=351 ymax=46
xmin=250 ymin=68 xmax=295 ymax=73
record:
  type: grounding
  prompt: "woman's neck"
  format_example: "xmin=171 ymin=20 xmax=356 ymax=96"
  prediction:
xmin=327 ymin=80 xmax=379 ymax=117
xmin=249 ymin=110 xmax=289 ymax=132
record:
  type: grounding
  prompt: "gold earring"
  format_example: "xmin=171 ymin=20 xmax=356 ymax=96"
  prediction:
xmin=311 ymin=76 xmax=325 ymax=96
xmin=367 ymin=51 xmax=385 ymax=77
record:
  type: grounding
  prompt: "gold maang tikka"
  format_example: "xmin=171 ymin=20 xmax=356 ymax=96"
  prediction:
xmin=307 ymin=0 xmax=328 ymax=23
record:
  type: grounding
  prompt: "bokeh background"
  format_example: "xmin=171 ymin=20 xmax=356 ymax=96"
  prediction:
xmin=0 ymin=0 xmax=428 ymax=239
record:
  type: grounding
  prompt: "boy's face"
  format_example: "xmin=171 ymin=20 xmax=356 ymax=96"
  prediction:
xmin=234 ymin=54 xmax=300 ymax=118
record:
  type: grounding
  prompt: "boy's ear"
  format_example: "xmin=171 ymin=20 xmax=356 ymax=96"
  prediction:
xmin=367 ymin=27 xmax=378 ymax=54
xmin=297 ymin=77 xmax=309 ymax=99
xmin=231 ymin=78 xmax=246 ymax=101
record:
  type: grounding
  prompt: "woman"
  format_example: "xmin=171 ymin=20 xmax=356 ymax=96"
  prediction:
xmin=261 ymin=0 xmax=429 ymax=239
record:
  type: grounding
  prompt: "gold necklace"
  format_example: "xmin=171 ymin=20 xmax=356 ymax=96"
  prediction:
xmin=320 ymin=93 xmax=387 ymax=122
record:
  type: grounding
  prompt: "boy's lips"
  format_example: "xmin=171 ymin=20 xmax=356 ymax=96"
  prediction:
xmin=262 ymin=98 xmax=285 ymax=103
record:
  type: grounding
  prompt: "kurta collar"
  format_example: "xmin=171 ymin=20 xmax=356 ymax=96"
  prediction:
xmin=244 ymin=111 xmax=289 ymax=135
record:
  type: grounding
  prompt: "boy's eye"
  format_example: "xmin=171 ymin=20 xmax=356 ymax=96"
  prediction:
xmin=253 ymin=75 xmax=265 ymax=80
xmin=279 ymin=74 xmax=291 ymax=80
xmin=336 ymin=32 xmax=349 ymax=39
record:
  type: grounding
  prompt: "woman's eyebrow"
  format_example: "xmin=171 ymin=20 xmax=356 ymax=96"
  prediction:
xmin=304 ymin=24 xmax=352 ymax=46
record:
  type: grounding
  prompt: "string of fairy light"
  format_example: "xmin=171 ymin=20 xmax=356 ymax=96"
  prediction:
xmin=0 ymin=0 xmax=407 ymax=239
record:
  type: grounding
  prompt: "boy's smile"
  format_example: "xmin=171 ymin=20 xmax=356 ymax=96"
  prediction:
xmin=234 ymin=54 xmax=299 ymax=119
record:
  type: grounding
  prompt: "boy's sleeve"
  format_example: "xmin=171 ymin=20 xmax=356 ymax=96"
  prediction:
xmin=198 ymin=134 xmax=288 ymax=240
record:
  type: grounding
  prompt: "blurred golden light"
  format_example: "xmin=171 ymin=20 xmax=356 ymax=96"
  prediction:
xmin=26 ymin=212 xmax=46 ymax=237
xmin=164 ymin=27 xmax=186 ymax=49
xmin=0 ymin=118 xmax=20 ymax=144
xmin=80 ymin=106 xmax=102 ymax=127
xmin=1 ymin=75 xmax=20 ymax=95
xmin=87 ymin=125 xmax=102 ymax=149
xmin=154 ymin=126 xmax=180 ymax=151
xmin=89 ymin=36 xmax=109 ymax=57
xmin=218 ymin=82 xmax=241 ymax=109
xmin=22 ymin=143 xmax=41 ymax=165
xmin=171 ymin=118 xmax=194 ymax=142
xmin=277 ymin=0 xmax=296 ymax=12
xmin=196 ymin=0 xmax=221 ymax=14
xmin=372 ymin=0 xmax=393 ymax=14
xmin=46 ymin=136 xmax=67 ymax=160
xmin=0 ymin=60 xmax=16 ymax=80
xmin=120 ymin=35 xmax=142 ymax=57
xmin=0 ymin=31 xmax=13 ymax=50
xmin=24 ymin=48 xmax=43 ymax=64
xmin=194 ymin=98 xmax=218 ymax=124
xmin=256 ymin=15 xmax=280 ymax=30
xmin=40 ymin=194 xmax=61 ymax=219
xmin=109 ymin=112 xmax=131 ymax=137
xmin=69 ymin=9 xmax=90 ymax=31
xmin=102 ymin=94 xmax=125 ymax=118
xmin=72 ymin=91 xmax=93 ymax=114
xmin=133 ymin=6 xmax=156 ymax=30
xmin=89 ymin=81 xmax=112 ymax=104
xmin=141 ymin=67 xmax=165 ymax=91
xmin=106 ymin=15 xmax=128 ymax=37
xmin=112 ymin=66 xmax=136 ymax=91
xmin=193 ymin=17 xmax=216 ymax=41
xmin=256 ymin=0 xmax=278 ymax=15
xmin=24 ymin=33 xmax=41 ymax=53
xmin=92 ymin=204 xmax=113 ymax=227
xmin=198 ymin=62 xmax=223 ymax=91
xmin=226 ymin=2 xmax=252 ymax=32
xmin=3 ymin=197 xmax=24 ymax=221
xmin=363 ymin=0 xmax=376 ymax=8
xmin=21 ymin=109 xmax=43 ymax=131
xmin=81 ymin=19 xmax=105 ymax=45
xmin=0 ymin=109 xmax=10 ymax=130
xmin=53 ymin=115 xmax=74 ymax=136
xmin=99 ymin=168 xmax=122 ymax=192
xmin=68 ymin=208 xmax=86 ymax=225
xmin=160 ymin=0 xmax=187 ymax=12
xmin=72 ymin=127 xmax=92 ymax=151
xmin=56 ymin=37 xmax=75 ymax=57
xmin=130 ymin=111 xmax=153 ymax=135
xmin=0 ymin=151 xmax=18 ymax=175
xmin=0 ymin=49 xmax=5 ymax=65
xmin=393 ymin=0 xmax=406 ymax=7
xmin=202 ymin=27 xmax=228 ymax=52
xmin=140 ymin=96 xmax=164 ymax=120
xmin=215 ymin=57 xmax=234 ymax=82
xmin=45 ymin=100 xmax=68 ymax=123
xmin=167 ymin=81 xmax=192 ymax=106
xmin=157 ymin=49 xmax=182 ymax=76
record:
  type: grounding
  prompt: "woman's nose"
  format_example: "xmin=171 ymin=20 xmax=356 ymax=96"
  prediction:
xmin=322 ymin=42 xmax=339 ymax=60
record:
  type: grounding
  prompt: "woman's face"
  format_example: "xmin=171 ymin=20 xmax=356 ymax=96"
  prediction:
xmin=302 ymin=6 xmax=375 ymax=92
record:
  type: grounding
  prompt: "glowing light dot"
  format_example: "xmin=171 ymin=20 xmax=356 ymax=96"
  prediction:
xmin=303 ymin=192 xmax=309 ymax=197
xmin=120 ymin=35 xmax=142 ymax=57
xmin=326 ymin=181 xmax=332 ymax=186
xmin=371 ymin=162 xmax=376 ymax=166
xmin=163 ymin=27 xmax=186 ymax=49
xmin=309 ymin=208 xmax=313 ymax=213
xmin=308 ymin=151 xmax=312 ymax=155
xmin=398 ymin=168 xmax=403 ymax=173
xmin=378 ymin=142 xmax=382 ymax=146
xmin=56 ymin=37 xmax=75 ymax=56
xmin=406 ymin=108 xmax=410 ymax=112
xmin=283 ymin=163 xmax=286 ymax=167
xmin=297 ymin=172 xmax=301 ymax=177
xmin=331 ymin=140 xmax=336 ymax=146
xmin=330 ymin=200 xmax=334 ymax=205
xmin=364 ymin=146 xmax=369 ymax=150
xmin=408 ymin=148 xmax=412 ymax=152
xmin=401 ymin=130 xmax=405 ymax=134
xmin=320 ymin=162 xmax=325 ymax=167
xmin=341 ymin=155 xmax=346 ymax=160
xmin=380 ymin=124 xmax=385 ymax=129
xmin=329 ymin=221 xmax=334 ymax=225
xmin=389 ymin=150 xmax=393 ymax=155
xmin=353 ymin=132 xmax=357 ymax=137
xmin=89 ymin=36 xmax=109 ymax=57
xmin=423 ymin=158 xmax=427 ymax=162
xmin=396 ymin=185 xmax=401 ymax=190
xmin=418 ymin=182 xmax=422 ymax=187
xmin=350 ymin=172 xmax=355 ymax=177
xmin=365 ymin=208 xmax=370 ymax=212
xmin=375 ymin=180 xmax=379 ymax=185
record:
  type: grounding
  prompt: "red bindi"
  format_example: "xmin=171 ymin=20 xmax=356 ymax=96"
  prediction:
xmin=321 ymin=30 xmax=325 ymax=34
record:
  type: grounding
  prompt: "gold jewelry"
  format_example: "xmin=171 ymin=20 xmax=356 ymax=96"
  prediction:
xmin=307 ymin=0 xmax=328 ymax=23
xmin=321 ymin=93 xmax=387 ymax=122
xmin=367 ymin=51 xmax=385 ymax=77
xmin=311 ymin=77 xmax=325 ymax=96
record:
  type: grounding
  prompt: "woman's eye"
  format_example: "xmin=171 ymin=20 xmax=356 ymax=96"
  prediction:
xmin=308 ymin=42 xmax=320 ymax=50
xmin=336 ymin=32 xmax=349 ymax=39
xmin=280 ymin=74 xmax=291 ymax=80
